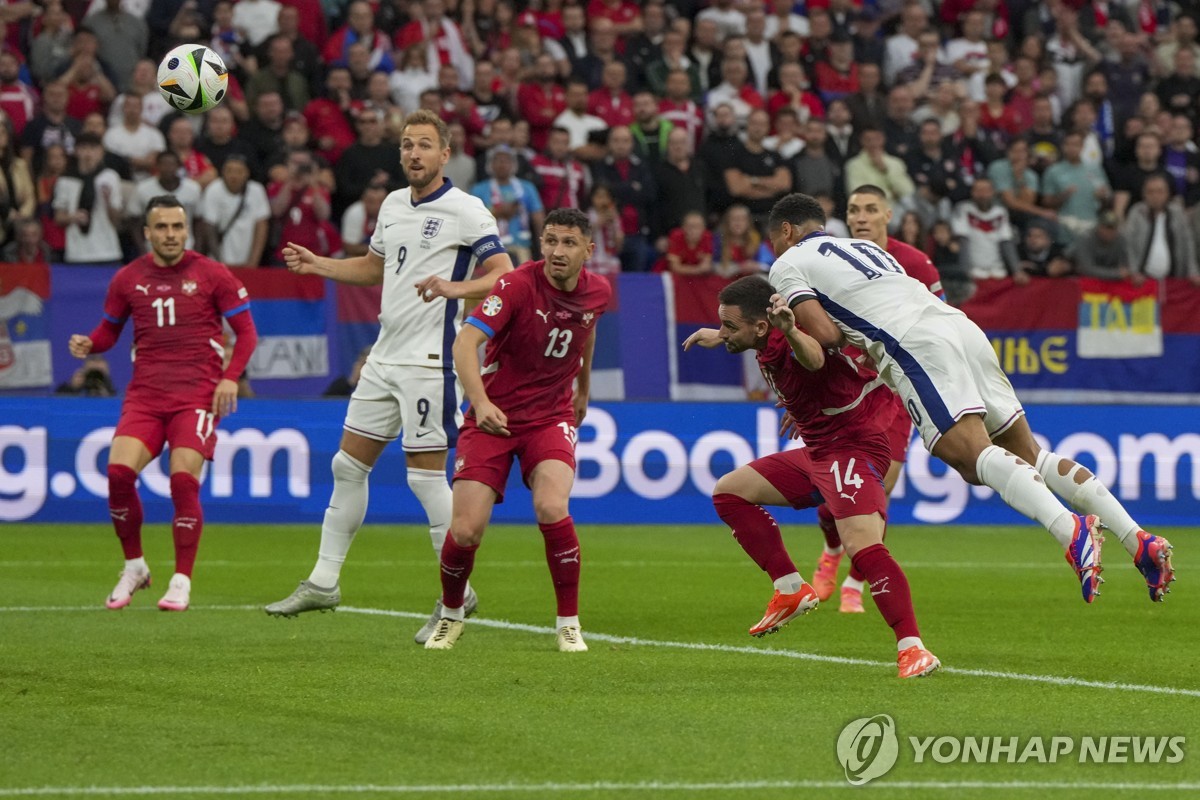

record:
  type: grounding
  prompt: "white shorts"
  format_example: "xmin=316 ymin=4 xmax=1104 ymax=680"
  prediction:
xmin=881 ymin=313 xmax=1024 ymax=451
xmin=343 ymin=359 xmax=464 ymax=452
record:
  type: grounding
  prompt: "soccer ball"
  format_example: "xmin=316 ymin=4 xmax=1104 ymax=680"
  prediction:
xmin=157 ymin=44 xmax=228 ymax=115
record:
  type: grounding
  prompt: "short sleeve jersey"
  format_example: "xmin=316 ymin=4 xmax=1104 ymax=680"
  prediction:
xmin=886 ymin=237 xmax=944 ymax=300
xmin=465 ymin=260 xmax=612 ymax=428
xmin=103 ymin=251 xmax=250 ymax=405
xmin=367 ymin=181 xmax=505 ymax=368
xmin=769 ymin=231 xmax=961 ymax=370
xmin=757 ymin=328 xmax=895 ymax=456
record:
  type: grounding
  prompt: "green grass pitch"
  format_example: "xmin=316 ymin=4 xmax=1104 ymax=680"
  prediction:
xmin=1 ymin=522 xmax=1195 ymax=799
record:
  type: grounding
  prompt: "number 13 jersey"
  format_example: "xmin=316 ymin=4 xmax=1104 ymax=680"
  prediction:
xmin=464 ymin=260 xmax=612 ymax=429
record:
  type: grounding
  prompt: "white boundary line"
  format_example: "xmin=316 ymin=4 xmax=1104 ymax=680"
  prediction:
xmin=0 ymin=560 xmax=1070 ymax=570
xmin=1 ymin=780 xmax=1200 ymax=796
xmin=3 ymin=604 xmax=1198 ymax=699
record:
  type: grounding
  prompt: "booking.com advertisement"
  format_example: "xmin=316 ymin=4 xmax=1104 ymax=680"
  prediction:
xmin=1 ymin=399 xmax=1197 ymax=526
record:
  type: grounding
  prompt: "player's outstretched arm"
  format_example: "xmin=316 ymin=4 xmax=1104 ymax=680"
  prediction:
xmin=416 ymin=251 xmax=515 ymax=303
xmin=770 ymin=293 xmax=825 ymax=371
xmin=681 ymin=328 xmax=723 ymax=350
xmin=283 ymin=242 xmax=385 ymax=286
xmin=453 ymin=323 xmax=510 ymax=436
xmin=573 ymin=329 xmax=596 ymax=427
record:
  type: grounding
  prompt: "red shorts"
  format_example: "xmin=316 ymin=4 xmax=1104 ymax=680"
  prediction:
xmin=749 ymin=430 xmax=891 ymax=520
xmin=452 ymin=420 xmax=577 ymax=502
xmin=886 ymin=392 xmax=915 ymax=463
xmin=115 ymin=401 xmax=220 ymax=460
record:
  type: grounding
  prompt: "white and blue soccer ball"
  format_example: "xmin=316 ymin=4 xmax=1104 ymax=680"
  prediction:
xmin=157 ymin=44 xmax=229 ymax=115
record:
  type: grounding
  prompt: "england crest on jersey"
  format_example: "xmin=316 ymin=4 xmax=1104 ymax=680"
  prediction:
xmin=422 ymin=217 xmax=444 ymax=239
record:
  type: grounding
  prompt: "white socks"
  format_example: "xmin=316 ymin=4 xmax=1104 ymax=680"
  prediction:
xmin=976 ymin=445 xmax=1077 ymax=547
xmin=773 ymin=572 xmax=804 ymax=594
xmin=897 ymin=636 xmax=924 ymax=652
xmin=309 ymin=450 xmax=371 ymax=589
xmin=1036 ymin=450 xmax=1139 ymax=556
xmin=843 ymin=577 xmax=864 ymax=592
xmin=823 ymin=544 xmax=843 ymax=556
xmin=125 ymin=557 xmax=148 ymax=573
xmin=557 ymin=615 xmax=580 ymax=629
xmin=407 ymin=466 xmax=472 ymax=595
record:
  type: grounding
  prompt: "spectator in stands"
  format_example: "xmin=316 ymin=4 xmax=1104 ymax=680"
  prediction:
xmin=590 ymin=0 xmax=644 ymax=39
xmin=1113 ymin=131 xmax=1166 ymax=220
xmin=165 ymin=114 xmax=217 ymax=188
xmin=233 ymin=0 xmax=282 ymax=48
xmin=475 ymin=115 xmax=538 ymax=183
xmin=247 ymin=34 xmax=310 ymax=112
xmin=1043 ymin=130 xmax=1111 ymax=243
xmin=665 ymin=210 xmax=714 ymax=275
xmin=34 ymin=143 xmax=68 ymax=259
xmin=390 ymin=44 xmax=438 ymax=115
xmin=654 ymin=125 xmax=705 ymax=240
xmin=763 ymin=107 xmax=803 ymax=161
xmin=1 ymin=217 xmax=51 ymax=263
xmin=884 ymin=0 xmax=930 ymax=87
xmin=646 ymin=28 xmax=701 ymax=100
xmin=1157 ymin=48 xmax=1200 ymax=123
xmin=57 ymin=31 xmax=115 ymax=123
xmin=712 ymin=203 xmax=764 ymax=278
xmin=470 ymin=59 xmax=508 ymax=124
xmin=29 ymin=0 xmax=73 ymax=86
xmin=1154 ymin=14 xmax=1200 ymax=78
xmin=0 ymin=114 xmax=34 ymax=248
xmin=794 ymin=117 xmax=843 ymax=212
xmin=1101 ymin=27 xmax=1151 ymax=129
xmin=1081 ymin=71 xmax=1118 ymax=161
xmin=824 ymin=98 xmax=856 ymax=166
xmin=894 ymin=30 xmax=958 ymax=101
xmin=592 ymin=125 xmax=655 ymax=271
xmin=444 ymin=121 xmax=477 ymax=189
xmin=1122 ymin=172 xmax=1200 ymax=285
xmin=658 ymin=68 xmax=705 ymax=152
xmin=52 ymin=132 xmax=121 ymax=264
xmin=929 ymin=218 xmax=971 ymax=305
xmin=553 ymin=78 xmax=606 ymax=158
xmin=268 ymin=147 xmax=333 ymax=263
xmin=265 ymin=5 xmax=324 ymax=97
xmin=764 ymin=0 xmax=809 ymax=41
xmin=333 ymin=107 xmax=402 ymax=215
xmin=363 ymin=71 xmax=404 ymax=140
xmin=83 ymin=0 xmax=148 ymax=94
xmin=851 ymin=6 xmax=885 ymax=68
xmin=740 ymin=7 xmax=775 ymax=98
xmin=988 ymin=137 xmax=1052 ymax=233
xmin=324 ymin=0 xmax=393 ymax=72
xmin=209 ymin=0 xmax=256 ymax=82
xmin=128 ymin=150 xmax=202 ymax=251
xmin=696 ymin=0 xmax=745 ymax=41
xmin=518 ymin=52 xmax=567 ymax=151
xmin=844 ymin=126 xmax=914 ymax=212
xmin=531 ymin=125 xmax=586 ymax=211
xmin=1161 ymin=114 xmax=1200 ymax=207
xmin=339 ymin=179 xmax=387 ymax=257
xmin=688 ymin=17 xmax=721 ymax=92
xmin=106 ymin=60 xmax=174 ymax=130
xmin=906 ymin=118 xmax=954 ymax=227
xmin=1025 ymin=95 xmax=1064 ymax=174
xmin=845 ymin=62 xmax=885 ymax=132
xmin=588 ymin=60 xmax=634 ymax=128
xmin=394 ymin=0 xmax=475 ymax=91
xmin=951 ymin=176 xmax=1019 ymax=280
xmin=766 ymin=61 xmax=822 ymax=126
xmin=706 ymin=56 xmax=762 ymax=130
xmin=697 ymin=101 xmax=740 ymax=216
xmin=978 ymin=72 xmax=1022 ymax=149
xmin=630 ymin=90 xmax=672 ymax=164
xmin=896 ymin=210 xmax=925 ymax=252
xmin=1070 ymin=210 xmax=1130 ymax=281
xmin=471 ymin=144 xmax=543 ymax=264
xmin=197 ymin=105 xmax=262 ymax=182
xmin=55 ymin=353 xmax=117 ymax=396
xmin=324 ymin=346 xmax=371 ymax=397
xmin=102 ymin=94 xmax=165 ymax=182
xmin=573 ymin=17 xmax=619 ymax=91
xmin=945 ymin=9 xmax=989 ymax=80
xmin=199 ymin=153 xmax=270 ymax=267
xmin=814 ymin=30 xmax=859 ymax=106
xmin=1015 ymin=219 xmax=1073 ymax=283
xmin=555 ymin=2 xmax=589 ymax=76
xmin=0 ymin=53 xmax=37 ymax=139
xmin=724 ymin=107 xmax=791 ymax=227
xmin=586 ymin=182 xmax=623 ymax=277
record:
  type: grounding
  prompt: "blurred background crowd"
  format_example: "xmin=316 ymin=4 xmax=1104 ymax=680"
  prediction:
xmin=2 ymin=0 xmax=1200 ymax=306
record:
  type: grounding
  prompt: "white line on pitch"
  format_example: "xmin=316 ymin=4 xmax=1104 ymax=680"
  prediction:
xmin=1 ymin=780 xmax=1198 ymax=796
xmin=2 ymin=604 xmax=1196 ymax=699
xmin=0 ymin=560 xmax=1067 ymax=570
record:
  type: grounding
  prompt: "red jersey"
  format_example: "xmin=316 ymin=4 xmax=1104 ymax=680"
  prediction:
xmin=667 ymin=228 xmax=713 ymax=267
xmin=886 ymin=237 xmax=944 ymax=299
xmin=101 ymin=252 xmax=250 ymax=406
xmin=530 ymin=154 xmax=587 ymax=209
xmin=588 ymin=89 xmax=634 ymax=128
xmin=517 ymin=82 xmax=567 ymax=150
xmin=659 ymin=98 xmax=705 ymax=151
xmin=466 ymin=260 xmax=612 ymax=428
xmin=756 ymin=328 xmax=895 ymax=457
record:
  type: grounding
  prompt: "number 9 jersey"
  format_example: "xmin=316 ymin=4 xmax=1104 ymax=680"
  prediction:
xmin=464 ymin=260 xmax=612 ymax=429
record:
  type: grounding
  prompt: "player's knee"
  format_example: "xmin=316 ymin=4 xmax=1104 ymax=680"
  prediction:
xmin=107 ymin=464 xmax=138 ymax=497
xmin=533 ymin=496 xmax=569 ymax=524
xmin=331 ymin=450 xmax=371 ymax=484
xmin=449 ymin=524 xmax=484 ymax=548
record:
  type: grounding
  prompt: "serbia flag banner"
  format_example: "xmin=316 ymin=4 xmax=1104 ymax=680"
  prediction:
xmin=0 ymin=264 xmax=52 ymax=389
xmin=236 ymin=271 xmax=329 ymax=379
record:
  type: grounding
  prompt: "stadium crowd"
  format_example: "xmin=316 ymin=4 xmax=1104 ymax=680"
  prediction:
xmin=3 ymin=0 xmax=1200 ymax=305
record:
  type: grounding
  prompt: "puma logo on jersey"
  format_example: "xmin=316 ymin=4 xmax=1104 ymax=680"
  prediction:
xmin=135 ymin=284 xmax=151 ymax=295
xmin=839 ymin=492 xmax=859 ymax=502
xmin=535 ymin=309 xmax=550 ymax=323
xmin=498 ymin=278 xmax=510 ymax=289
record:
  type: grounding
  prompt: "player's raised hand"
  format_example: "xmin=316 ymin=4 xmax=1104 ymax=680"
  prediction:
xmin=212 ymin=378 xmax=239 ymax=418
xmin=767 ymin=293 xmax=795 ymax=333
xmin=474 ymin=400 xmax=510 ymax=436
xmin=68 ymin=334 xmax=93 ymax=358
xmin=415 ymin=275 xmax=457 ymax=302
xmin=682 ymin=327 xmax=722 ymax=350
xmin=776 ymin=401 xmax=802 ymax=440
xmin=282 ymin=242 xmax=316 ymax=274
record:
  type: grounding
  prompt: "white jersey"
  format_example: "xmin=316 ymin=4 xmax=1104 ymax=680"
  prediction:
xmin=768 ymin=231 xmax=962 ymax=371
xmin=367 ymin=181 xmax=505 ymax=368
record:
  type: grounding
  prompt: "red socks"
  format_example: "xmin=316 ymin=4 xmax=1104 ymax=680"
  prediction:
xmin=169 ymin=472 xmax=203 ymax=577
xmin=850 ymin=543 xmax=920 ymax=642
xmin=107 ymin=464 xmax=143 ymax=559
xmin=439 ymin=532 xmax=478 ymax=609
xmin=713 ymin=493 xmax=797 ymax=581
xmin=817 ymin=503 xmax=841 ymax=552
xmin=540 ymin=517 xmax=581 ymax=617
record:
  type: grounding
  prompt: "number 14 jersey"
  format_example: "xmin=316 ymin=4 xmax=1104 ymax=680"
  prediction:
xmin=464 ymin=260 xmax=612 ymax=428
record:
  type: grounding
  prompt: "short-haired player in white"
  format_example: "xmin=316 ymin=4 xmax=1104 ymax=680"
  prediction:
xmin=266 ymin=110 xmax=515 ymax=641
xmin=766 ymin=193 xmax=1174 ymax=606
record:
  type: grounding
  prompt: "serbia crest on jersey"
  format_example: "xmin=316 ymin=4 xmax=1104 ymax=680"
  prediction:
xmin=367 ymin=181 xmax=505 ymax=369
